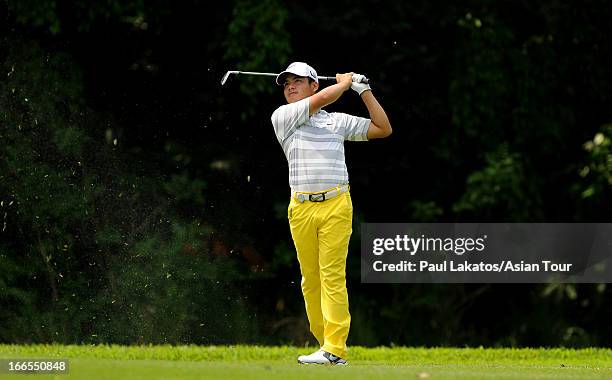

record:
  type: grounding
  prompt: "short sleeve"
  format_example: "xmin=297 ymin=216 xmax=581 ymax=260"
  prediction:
xmin=270 ymin=98 xmax=310 ymax=142
xmin=332 ymin=112 xmax=370 ymax=141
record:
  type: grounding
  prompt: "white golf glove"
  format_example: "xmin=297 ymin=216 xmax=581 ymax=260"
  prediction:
xmin=351 ymin=73 xmax=371 ymax=96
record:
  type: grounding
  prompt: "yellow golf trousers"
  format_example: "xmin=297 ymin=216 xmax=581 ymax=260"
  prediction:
xmin=288 ymin=190 xmax=353 ymax=359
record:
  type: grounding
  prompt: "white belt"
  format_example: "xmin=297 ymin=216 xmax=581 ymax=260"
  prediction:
xmin=292 ymin=185 xmax=350 ymax=203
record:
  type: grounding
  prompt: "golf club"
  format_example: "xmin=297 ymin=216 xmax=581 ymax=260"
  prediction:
xmin=221 ymin=70 xmax=370 ymax=86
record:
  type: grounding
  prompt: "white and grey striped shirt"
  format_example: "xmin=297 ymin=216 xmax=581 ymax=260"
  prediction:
xmin=271 ymin=97 xmax=370 ymax=193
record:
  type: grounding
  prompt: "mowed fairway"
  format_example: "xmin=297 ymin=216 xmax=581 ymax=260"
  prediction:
xmin=1 ymin=345 xmax=610 ymax=380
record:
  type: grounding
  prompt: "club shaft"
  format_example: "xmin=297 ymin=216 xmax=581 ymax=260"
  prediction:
xmin=227 ymin=71 xmax=368 ymax=84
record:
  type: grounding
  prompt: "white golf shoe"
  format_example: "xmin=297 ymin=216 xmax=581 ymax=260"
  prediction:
xmin=297 ymin=349 xmax=348 ymax=365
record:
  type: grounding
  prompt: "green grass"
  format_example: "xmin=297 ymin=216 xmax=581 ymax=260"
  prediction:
xmin=1 ymin=345 xmax=610 ymax=379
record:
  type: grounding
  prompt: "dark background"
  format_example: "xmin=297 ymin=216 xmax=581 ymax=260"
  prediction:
xmin=1 ymin=0 xmax=611 ymax=347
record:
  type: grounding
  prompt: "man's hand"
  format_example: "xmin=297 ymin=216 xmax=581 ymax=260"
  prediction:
xmin=351 ymin=73 xmax=371 ymax=96
xmin=336 ymin=72 xmax=353 ymax=91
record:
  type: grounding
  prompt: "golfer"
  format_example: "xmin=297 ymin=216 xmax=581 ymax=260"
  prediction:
xmin=271 ymin=62 xmax=392 ymax=365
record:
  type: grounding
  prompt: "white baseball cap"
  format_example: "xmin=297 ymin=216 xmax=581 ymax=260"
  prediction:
xmin=276 ymin=62 xmax=318 ymax=85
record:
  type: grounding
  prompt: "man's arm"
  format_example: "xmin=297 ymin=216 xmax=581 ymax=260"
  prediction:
xmin=349 ymin=74 xmax=392 ymax=139
xmin=308 ymin=73 xmax=353 ymax=115
xmin=271 ymin=98 xmax=309 ymax=142
xmin=362 ymin=91 xmax=392 ymax=139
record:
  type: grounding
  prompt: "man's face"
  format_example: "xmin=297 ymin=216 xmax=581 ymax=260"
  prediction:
xmin=283 ymin=74 xmax=319 ymax=103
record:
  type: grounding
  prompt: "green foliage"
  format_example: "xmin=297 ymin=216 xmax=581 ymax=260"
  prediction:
xmin=0 ymin=41 xmax=93 ymax=343
xmin=447 ymin=8 xmax=578 ymax=222
xmin=93 ymin=221 xmax=257 ymax=345
xmin=409 ymin=200 xmax=444 ymax=222
xmin=0 ymin=246 xmax=38 ymax=341
xmin=52 ymin=127 xmax=89 ymax=158
xmin=164 ymin=172 xmax=206 ymax=205
xmin=7 ymin=0 xmax=146 ymax=34
xmin=0 ymin=37 xmax=257 ymax=345
xmin=224 ymin=0 xmax=291 ymax=103
xmin=1 ymin=50 xmax=87 ymax=224
xmin=450 ymin=12 xmax=515 ymax=150
xmin=452 ymin=145 xmax=542 ymax=221
xmin=270 ymin=242 xmax=294 ymax=273
xmin=573 ymin=125 xmax=612 ymax=216
xmin=7 ymin=0 xmax=61 ymax=34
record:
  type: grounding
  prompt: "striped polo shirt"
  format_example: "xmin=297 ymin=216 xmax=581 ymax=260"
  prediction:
xmin=271 ymin=97 xmax=370 ymax=193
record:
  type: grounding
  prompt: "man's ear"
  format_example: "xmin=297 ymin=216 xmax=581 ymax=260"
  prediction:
xmin=311 ymin=81 xmax=319 ymax=93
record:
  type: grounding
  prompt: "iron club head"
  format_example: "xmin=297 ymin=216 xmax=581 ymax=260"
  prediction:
xmin=220 ymin=71 xmax=239 ymax=86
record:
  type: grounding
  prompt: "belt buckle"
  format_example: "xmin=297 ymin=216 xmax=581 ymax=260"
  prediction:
xmin=309 ymin=192 xmax=326 ymax=202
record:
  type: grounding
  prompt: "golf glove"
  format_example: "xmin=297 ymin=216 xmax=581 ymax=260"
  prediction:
xmin=351 ymin=73 xmax=371 ymax=96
